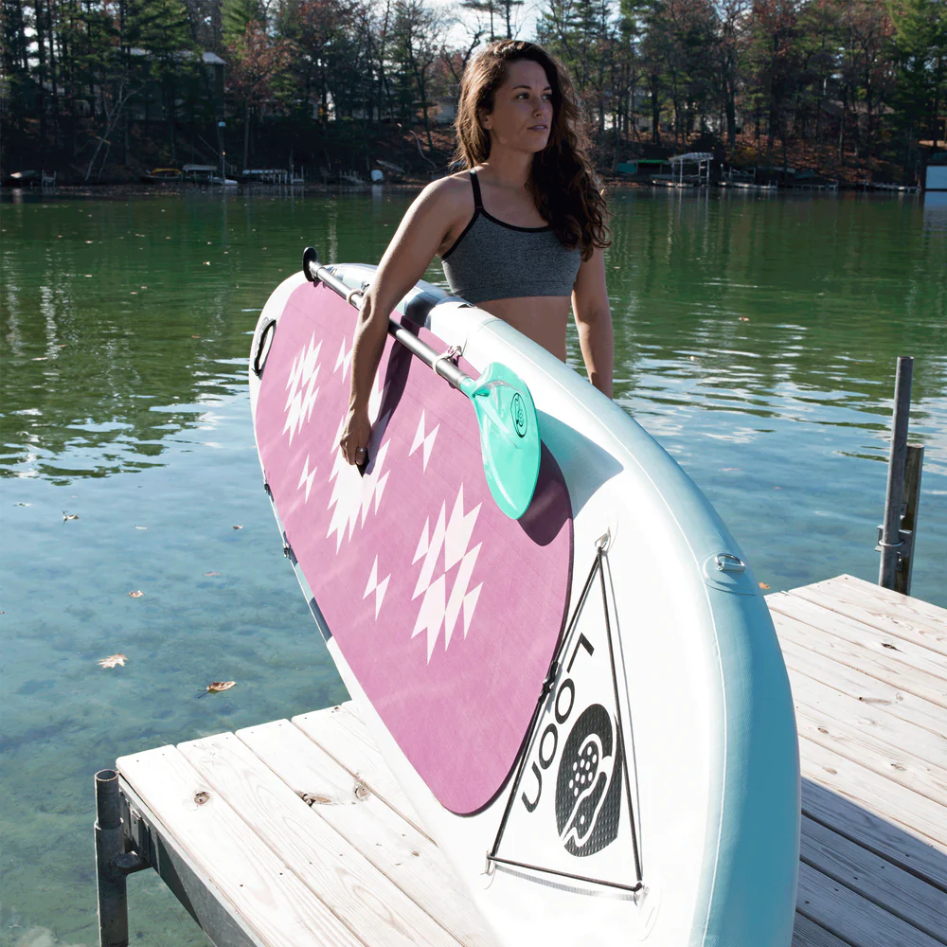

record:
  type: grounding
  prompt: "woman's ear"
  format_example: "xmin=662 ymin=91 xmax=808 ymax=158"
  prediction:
xmin=478 ymin=107 xmax=492 ymax=131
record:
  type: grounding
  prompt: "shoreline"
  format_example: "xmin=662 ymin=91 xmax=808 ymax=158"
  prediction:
xmin=0 ymin=179 xmax=926 ymax=200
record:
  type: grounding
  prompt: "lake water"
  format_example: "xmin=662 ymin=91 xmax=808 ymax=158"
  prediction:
xmin=1 ymin=187 xmax=945 ymax=945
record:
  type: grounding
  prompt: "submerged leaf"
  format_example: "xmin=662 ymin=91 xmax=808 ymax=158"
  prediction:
xmin=759 ymin=582 xmax=771 ymax=590
xmin=98 ymin=654 xmax=127 ymax=668
xmin=232 ymin=525 xmax=243 ymax=530
xmin=203 ymin=571 xmax=221 ymax=577
xmin=128 ymin=590 xmax=143 ymax=598
xmin=62 ymin=511 xmax=79 ymax=521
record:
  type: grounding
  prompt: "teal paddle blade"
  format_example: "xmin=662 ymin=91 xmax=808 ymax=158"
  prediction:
xmin=461 ymin=363 xmax=541 ymax=519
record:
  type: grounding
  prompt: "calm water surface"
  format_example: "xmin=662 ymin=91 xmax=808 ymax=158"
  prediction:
xmin=1 ymin=189 xmax=945 ymax=945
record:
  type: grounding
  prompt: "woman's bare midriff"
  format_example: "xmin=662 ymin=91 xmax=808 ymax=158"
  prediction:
xmin=477 ymin=296 xmax=571 ymax=361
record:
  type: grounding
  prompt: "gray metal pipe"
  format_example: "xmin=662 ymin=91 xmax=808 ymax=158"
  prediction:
xmin=879 ymin=357 xmax=914 ymax=589
xmin=95 ymin=769 xmax=128 ymax=947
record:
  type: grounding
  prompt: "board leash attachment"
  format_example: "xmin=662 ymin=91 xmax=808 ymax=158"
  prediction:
xmin=302 ymin=246 xmax=541 ymax=519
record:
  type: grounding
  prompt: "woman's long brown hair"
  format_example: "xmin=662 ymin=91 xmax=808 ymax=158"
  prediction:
xmin=454 ymin=40 xmax=610 ymax=261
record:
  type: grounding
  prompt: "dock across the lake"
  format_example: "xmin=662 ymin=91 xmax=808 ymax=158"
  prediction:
xmin=97 ymin=574 xmax=947 ymax=947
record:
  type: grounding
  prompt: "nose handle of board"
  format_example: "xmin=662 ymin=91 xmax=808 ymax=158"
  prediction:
xmin=302 ymin=246 xmax=320 ymax=281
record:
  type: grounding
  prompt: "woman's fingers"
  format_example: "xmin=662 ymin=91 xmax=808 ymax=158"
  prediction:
xmin=340 ymin=411 xmax=372 ymax=465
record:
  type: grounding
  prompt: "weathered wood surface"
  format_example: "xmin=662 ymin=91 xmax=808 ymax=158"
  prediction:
xmin=114 ymin=574 xmax=947 ymax=947
xmin=772 ymin=574 xmax=947 ymax=947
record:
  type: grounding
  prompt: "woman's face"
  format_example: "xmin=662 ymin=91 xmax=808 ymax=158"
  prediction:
xmin=480 ymin=59 xmax=554 ymax=155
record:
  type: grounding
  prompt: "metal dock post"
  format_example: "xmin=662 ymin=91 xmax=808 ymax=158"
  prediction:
xmin=877 ymin=356 xmax=925 ymax=594
xmin=95 ymin=769 xmax=148 ymax=947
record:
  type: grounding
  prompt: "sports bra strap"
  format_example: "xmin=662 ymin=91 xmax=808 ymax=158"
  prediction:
xmin=469 ymin=169 xmax=483 ymax=210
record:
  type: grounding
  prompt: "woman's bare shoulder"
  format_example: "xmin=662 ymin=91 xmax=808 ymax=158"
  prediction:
xmin=413 ymin=171 xmax=473 ymax=213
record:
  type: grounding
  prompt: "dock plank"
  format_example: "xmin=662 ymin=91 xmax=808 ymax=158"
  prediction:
xmin=237 ymin=719 xmax=496 ymax=947
xmin=803 ymin=576 xmax=947 ymax=640
xmin=796 ymin=860 xmax=944 ymax=947
xmin=178 ymin=731 xmax=465 ymax=947
xmin=293 ymin=705 xmax=427 ymax=837
xmin=800 ymin=735 xmax=947 ymax=851
xmin=790 ymin=579 xmax=947 ymax=658
xmin=800 ymin=815 xmax=947 ymax=943
xmin=117 ymin=745 xmax=362 ymax=947
xmin=771 ymin=593 xmax=947 ymax=684
xmin=778 ymin=633 xmax=946 ymax=737
xmin=788 ymin=669 xmax=947 ymax=805
xmin=774 ymin=609 xmax=947 ymax=710
xmin=791 ymin=914 xmax=854 ymax=947
xmin=801 ymin=780 xmax=947 ymax=892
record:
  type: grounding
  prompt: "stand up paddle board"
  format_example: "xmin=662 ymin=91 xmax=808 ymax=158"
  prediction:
xmin=249 ymin=255 xmax=800 ymax=947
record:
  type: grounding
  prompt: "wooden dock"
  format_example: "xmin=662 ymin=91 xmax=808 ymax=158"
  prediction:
xmin=102 ymin=575 xmax=947 ymax=947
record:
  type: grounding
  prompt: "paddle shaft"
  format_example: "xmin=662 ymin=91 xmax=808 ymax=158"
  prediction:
xmin=304 ymin=255 xmax=469 ymax=392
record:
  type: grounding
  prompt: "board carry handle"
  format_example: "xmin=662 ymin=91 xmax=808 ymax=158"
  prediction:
xmin=252 ymin=317 xmax=277 ymax=377
xmin=301 ymin=246 xmax=541 ymax=519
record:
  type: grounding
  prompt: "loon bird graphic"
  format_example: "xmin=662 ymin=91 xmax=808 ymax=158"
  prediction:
xmin=556 ymin=704 xmax=623 ymax=856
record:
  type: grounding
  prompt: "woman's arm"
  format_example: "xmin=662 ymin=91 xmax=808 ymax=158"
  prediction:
xmin=340 ymin=179 xmax=463 ymax=465
xmin=571 ymin=245 xmax=614 ymax=398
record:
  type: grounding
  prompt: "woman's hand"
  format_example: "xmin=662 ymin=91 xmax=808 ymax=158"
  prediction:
xmin=340 ymin=406 xmax=372 ymax=466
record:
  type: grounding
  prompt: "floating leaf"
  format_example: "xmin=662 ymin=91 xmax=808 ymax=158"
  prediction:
xmin=135 ymin=526 xmax=147 ymax=530
xmin=128 ymin=590 xmax=143 ymax=598
xmin=203 ymin=571 xmax=222 ymax=577
xmin=232 ymin=525 xmax=243 ymax=530
xmin=62 ymin=511 xmax=78 ymax=521
xmin=738 ymin=316 xmax=750 ymax=322
xmin=759 ymin=582 xmax=771 ymax=590
xmin=197 ymin=680 xmax=236 ymax=698
xmin=98 ymin=654 xmax=127 ymax=668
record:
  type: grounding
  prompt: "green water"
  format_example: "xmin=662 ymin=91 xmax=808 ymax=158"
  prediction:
xmin=1 ymin=188 xmax=945 ymax=945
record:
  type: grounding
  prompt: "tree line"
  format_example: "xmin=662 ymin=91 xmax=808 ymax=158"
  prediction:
xmin=1 ymin=0 xmax=945 ymax=183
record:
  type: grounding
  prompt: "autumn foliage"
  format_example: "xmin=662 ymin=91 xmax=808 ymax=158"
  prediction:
xmin=1 ymin=0 xmax=944 ymax=182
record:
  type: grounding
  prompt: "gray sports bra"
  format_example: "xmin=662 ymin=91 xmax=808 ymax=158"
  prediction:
xmin=441 ymin=169 xmax=581 ymax=304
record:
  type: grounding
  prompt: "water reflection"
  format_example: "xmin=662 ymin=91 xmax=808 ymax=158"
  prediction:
xmin=923 ymin=190 xmax=947 ymax=232
xmin=2 ymin=191 xmax=945 ymax=482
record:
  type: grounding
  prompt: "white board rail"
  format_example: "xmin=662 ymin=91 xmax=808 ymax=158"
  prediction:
xmin=101 ymin=575 xmax=947 ymax=947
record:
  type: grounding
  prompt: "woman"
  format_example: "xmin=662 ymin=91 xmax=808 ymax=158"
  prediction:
xmin=340 ymin=40 xmax=613 ymax=466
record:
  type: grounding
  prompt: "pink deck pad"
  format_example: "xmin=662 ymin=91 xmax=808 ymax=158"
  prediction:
xmin=255 ymin=282 xmax=573 ymax=814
